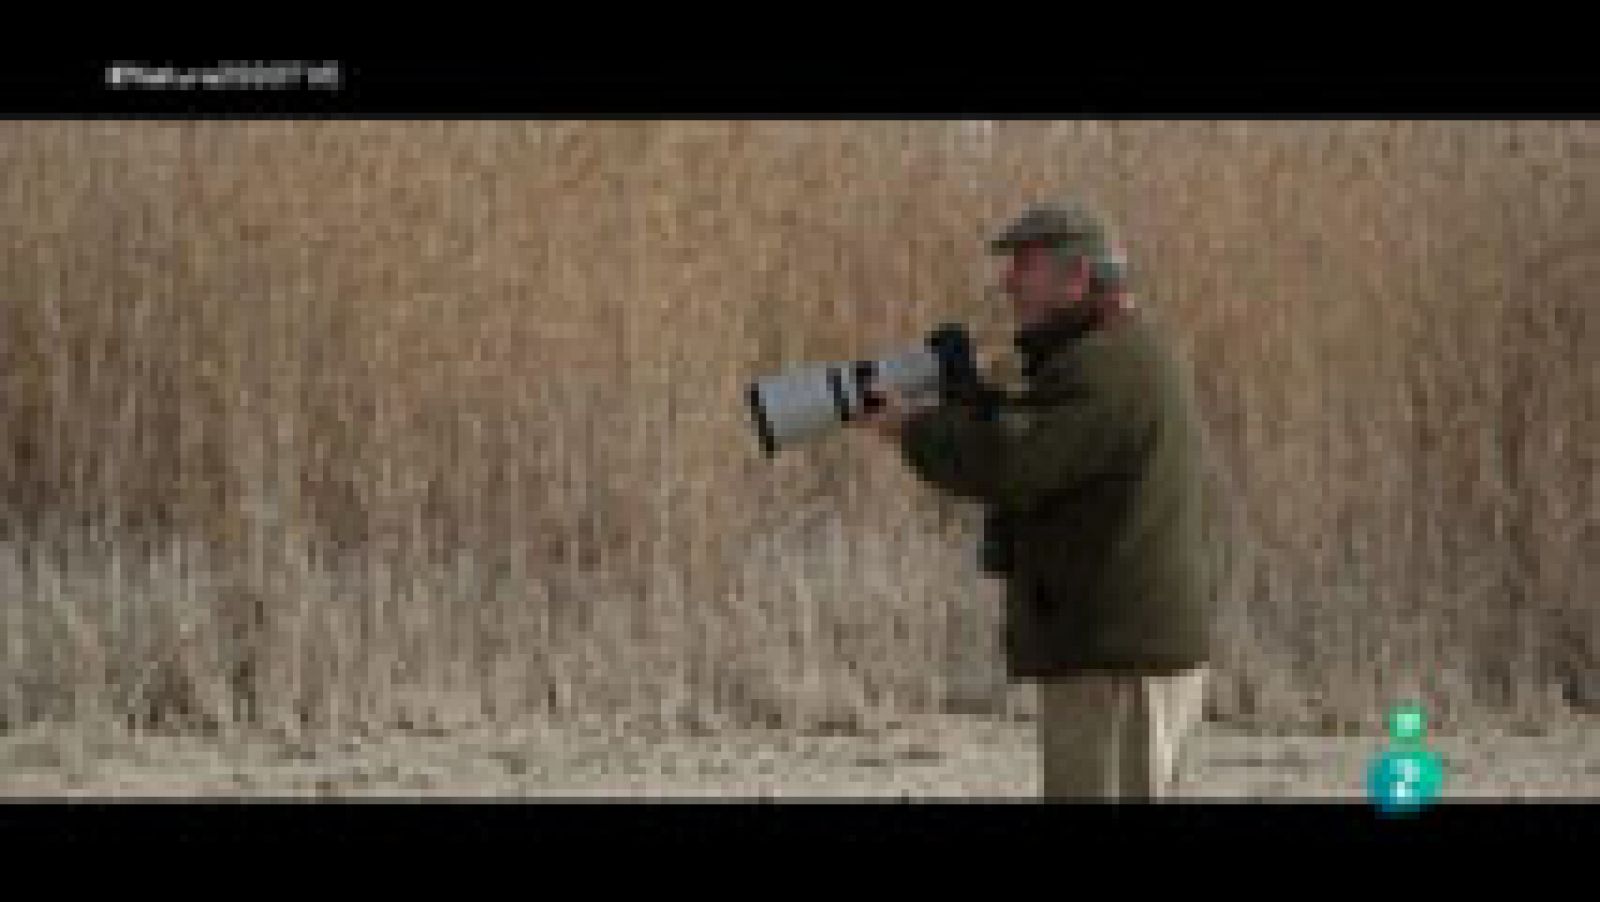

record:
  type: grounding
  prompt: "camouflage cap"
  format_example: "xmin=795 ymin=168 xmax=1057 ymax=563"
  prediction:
xmin=988 ymin=202 xmax=1110 ymax=255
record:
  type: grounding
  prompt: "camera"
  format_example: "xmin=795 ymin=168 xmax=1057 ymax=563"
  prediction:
xmin=749 ymin=322 xmax=1013 ymax=578
xmin=746 ymin=323 xmax=987 ymax=458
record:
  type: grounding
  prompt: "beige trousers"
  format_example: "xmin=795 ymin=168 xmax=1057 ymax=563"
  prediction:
xmin=1036 ymin=666 xmax=1210 ymax=801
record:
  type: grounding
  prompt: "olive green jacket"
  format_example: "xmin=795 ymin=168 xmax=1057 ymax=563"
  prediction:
xmin=897 ymin=305 xmax=1226 ymax=677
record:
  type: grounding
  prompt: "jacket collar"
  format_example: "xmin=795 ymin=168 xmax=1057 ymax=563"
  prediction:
xmin=1013 ymin=296 xmax=1141 ymax=373
xmin=1014 ymin=302 xmax=1111 ymax=371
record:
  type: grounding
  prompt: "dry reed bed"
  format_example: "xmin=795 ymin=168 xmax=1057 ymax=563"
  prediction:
xmin=0 ymin=121 xmax=1592 ymax=742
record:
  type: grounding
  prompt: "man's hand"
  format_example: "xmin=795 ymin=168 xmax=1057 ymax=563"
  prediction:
xmin=854 ymin=388 xmax=934 ymax=440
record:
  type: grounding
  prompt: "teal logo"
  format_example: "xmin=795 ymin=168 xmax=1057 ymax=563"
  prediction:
xmin=1367 ymin=702 xmax=1444 ymax=814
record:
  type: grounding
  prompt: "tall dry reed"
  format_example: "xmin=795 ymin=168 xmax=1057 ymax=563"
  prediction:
xmin=0 ymin=121 xmax=1592 ymax=740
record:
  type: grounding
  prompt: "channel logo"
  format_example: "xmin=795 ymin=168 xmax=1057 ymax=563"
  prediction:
xmin=1366 ymin=701 xmax=1445 ymax=815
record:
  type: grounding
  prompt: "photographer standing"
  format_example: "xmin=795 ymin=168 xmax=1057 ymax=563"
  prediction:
xmin=857 ymin=202 xmax=1225 ymax=801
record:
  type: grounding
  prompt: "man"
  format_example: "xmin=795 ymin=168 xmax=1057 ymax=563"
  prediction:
xmin=855 ymin=202 xmax=1224 ymax=800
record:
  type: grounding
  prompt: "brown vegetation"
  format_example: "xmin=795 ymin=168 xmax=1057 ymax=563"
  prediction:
xmin=0 ymin=121 xmax=1592 ymax=742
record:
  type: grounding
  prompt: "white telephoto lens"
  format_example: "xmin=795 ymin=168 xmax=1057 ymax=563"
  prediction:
xmin=753 ymin=364 xmax=854 ymax=448
xmin=871 ymin=346 xmax=941 ymax=400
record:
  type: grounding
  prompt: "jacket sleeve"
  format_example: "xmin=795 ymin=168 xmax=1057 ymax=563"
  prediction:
xmin=895 ymin=349 xmax=1146 ymax=513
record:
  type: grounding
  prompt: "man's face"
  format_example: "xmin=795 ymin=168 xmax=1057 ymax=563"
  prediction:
xmin=999 ymin=243 xmax=1088 ymax=328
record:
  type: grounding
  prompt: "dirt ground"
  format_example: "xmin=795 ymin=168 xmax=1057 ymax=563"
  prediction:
xmin=3 ymin=713 xmax=1598 ymax=800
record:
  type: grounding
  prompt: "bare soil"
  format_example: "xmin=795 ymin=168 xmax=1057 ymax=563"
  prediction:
xmin=4 ymin=714 xmax=1596 ymax=800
